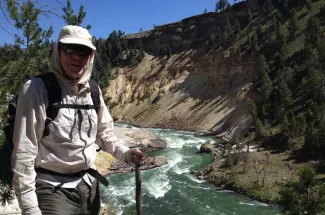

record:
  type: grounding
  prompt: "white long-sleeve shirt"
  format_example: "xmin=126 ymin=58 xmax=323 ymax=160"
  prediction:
xmin=11 ymin=76 xmax=130 ymax=213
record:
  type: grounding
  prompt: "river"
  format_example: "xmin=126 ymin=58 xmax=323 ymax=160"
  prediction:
xmin=101 ymin=124 xmax=282 ymax=215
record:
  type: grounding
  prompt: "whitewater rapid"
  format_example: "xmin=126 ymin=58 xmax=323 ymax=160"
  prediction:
xmin=101 ymin=124 xmax=281 ymax=215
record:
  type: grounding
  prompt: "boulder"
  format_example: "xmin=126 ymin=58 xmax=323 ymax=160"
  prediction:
xmin=200 ymin=143 xmax=213 ymax=153
xmin=197 ymin=175 xmax=205 ymax=180
xmin=114 ymin=127 xmax=167 ymax=150
xmin=148 ymin=138 xmax=167 ymax=149
xmin=108 ymin=155 xmax=168 ymax=174
xmin=191 ymin=170 xmax=204 ymax=177
xmin=144 ymin=155 xmax=168 ymax=167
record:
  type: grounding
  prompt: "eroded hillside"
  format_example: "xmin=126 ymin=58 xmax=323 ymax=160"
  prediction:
xmin=102 ymin=3 xmax=258 ymax=140
xmin=106 ymin=48 xmax=254 ymax=140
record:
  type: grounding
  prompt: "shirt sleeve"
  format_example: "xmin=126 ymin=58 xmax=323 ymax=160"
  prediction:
xmin=11 ymin=78 xmax=47 ymax=212
xmin=96 ymin=90 xmax=130 ymax=162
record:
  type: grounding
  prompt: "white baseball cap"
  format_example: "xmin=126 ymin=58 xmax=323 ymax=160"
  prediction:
xmin=58 ymin=25 xmax=96 ymax=50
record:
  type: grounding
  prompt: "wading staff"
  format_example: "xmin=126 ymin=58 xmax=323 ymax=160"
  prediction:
xmin=135 ymin=163 xmax=142 ymax=215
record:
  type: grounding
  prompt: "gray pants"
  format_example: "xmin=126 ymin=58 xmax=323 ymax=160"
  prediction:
xmin=36 ymin=178 xmax=101 ymax=215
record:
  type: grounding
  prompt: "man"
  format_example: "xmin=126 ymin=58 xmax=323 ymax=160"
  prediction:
xmin=11 ymin=25 xmax=143 ymax=215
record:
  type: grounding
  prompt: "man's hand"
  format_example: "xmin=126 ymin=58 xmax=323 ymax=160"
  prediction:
xmin=127 ymin=148 xmax=145 ymax=164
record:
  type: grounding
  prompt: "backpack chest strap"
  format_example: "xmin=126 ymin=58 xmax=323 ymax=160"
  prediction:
xmin=37 ymin=72 xmax=101 ymax=138
xmin=43 ymin=103 xmax=96 ymax=137
xmin=55 ymin=103 xmax=97 ymax=110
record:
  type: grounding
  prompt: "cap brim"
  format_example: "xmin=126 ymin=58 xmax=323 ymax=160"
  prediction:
xmin=59 ymin=38 xmax=96 ymax=50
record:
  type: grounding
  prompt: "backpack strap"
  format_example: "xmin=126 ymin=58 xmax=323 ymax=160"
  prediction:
xmin=36 ymin=72 xmax=62 ymax=137
xmin=37 ymin=73 xmax=101 ymax=137
xmin=88 ymin=79 xmax=101 ymax=114
xmin=88 ymin=79 xmax=102 ymax=152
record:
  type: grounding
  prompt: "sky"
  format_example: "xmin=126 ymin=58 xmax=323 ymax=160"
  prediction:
xmin=0 ymin=0 xmax=236 ymax=44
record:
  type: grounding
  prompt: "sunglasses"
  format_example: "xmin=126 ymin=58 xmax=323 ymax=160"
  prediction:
xmin=60 ymin=43 xmax=93 ymax=57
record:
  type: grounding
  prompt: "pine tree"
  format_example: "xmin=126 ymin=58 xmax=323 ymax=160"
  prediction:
xmin=279 ymin=166 xmax=325 ymax=215
xmin=276 ymin=22 xmax=285 ymax=48
xmin=273 ymin=10 xmax=283 ymax=23
xmin=235 ymin=19 xmax=241 ymax=33
xmin=62 ymin=0 xmax=74 ymax=26
xmin=0 ymin=0 xmax=53 ymax=205
xmin=307 ymin=0 xmax=312 ymax=11
xmin=247 ymin=0 xmax=259 ymax=11
xmin=305 ymin=17 xmax=321 ymax=48
xmin=246 ymin=98 xmax=258 ymax=121
xmin=304 ymin=120 xmax=314 ymax=154
xmin=254 ymin=55 xmax=272 ymax=101
xmin=246 ymin=98 xmax=265 ymax=136
xmin=264 ymin=0 xmax=274 ymax=13
xmin=288 ymin=9 xmax=299 ymax=40
xmin=1 ymin=0 xmax=53 ymax=96
xmin=215 ymin=0 xmax=220 ymax=12
xmin=282 ymin=0 xmax=289 ymax=11
xmin=166 ymin=45 xmax=172 ymax=58
xmin=278 ymin=75 xmax=292 ymax=107
xmin=295 ymin=113 xmax=306 ymax=136
xmin=297 ymin=0 xmax=307 ymax=8
xmin=254 ymin=55 xmax=269 ymax=82
xmin=225 ymin=18 xmax=233 ymax=40
xmin=317 ymin=39 xmax=325 ymax=70
xmin=62 ymin=0 xmax=91 ymax=29
xmin=275 ymin=47 xmax=286 ymax=70
xmin=260 ymin=72 xmax=273 ymax=101
xmin=252 ymin=31 xmax=259 ymax=51
xmin=218 ymin=0 xmax=228 ymax=11
xmin=304 ymin=47 xmax=324 ymax=99
xmin=257 ymin=22 xmax=263 ymax=39
xmin=255 ymin=119 xmax=266 ymax=137
xmin=247 ymin=8 xmax=253 ymax=22
xmin=281 ymin=115 xmax=290 ymax=132
xmin=225 ymin=3 xmax=231 ymax=12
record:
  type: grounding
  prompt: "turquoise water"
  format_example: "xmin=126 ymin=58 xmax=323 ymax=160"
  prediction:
xmin=100 ymin=124 xmax=282 ymax=215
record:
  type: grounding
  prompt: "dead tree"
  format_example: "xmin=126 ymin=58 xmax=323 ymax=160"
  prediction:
xmin=287 ymin=163 xmax=295 ymax=178
xmin=253 ymin=159 xmax=259 ymax=183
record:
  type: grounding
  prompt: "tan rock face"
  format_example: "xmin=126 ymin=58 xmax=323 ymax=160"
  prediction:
xmin=107 ymin=50 xmax=254 ymax=141
xmin=125 ymin=11 xmax=244 ymax=57
xmin=105 ymin=8 xmax=256 ymax=140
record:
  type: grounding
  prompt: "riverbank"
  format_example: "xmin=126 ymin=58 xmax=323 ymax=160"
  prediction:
xmin=116 ymin=123 xmax=294 ymax=206
xmin=120 ymin=122 xmax=287 ymax=204
xmin=116 ymin=123 xmax=285 ymax=205
xmin=199 ymin=131 xmax=310 ymax=205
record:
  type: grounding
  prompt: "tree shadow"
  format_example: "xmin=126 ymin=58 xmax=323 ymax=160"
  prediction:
xmin=260 ymin=133 xmax=290 ymax=153
xmin=314 ymin=161 xmax=325 ymax=174
xmin=282 ymin=147 xmax=310 ymax=163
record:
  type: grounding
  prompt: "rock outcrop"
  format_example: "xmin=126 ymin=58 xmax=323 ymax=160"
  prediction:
xmin=200 ymin=142 xmax=213 ymax=153
xmin=95 ymin=126 xmax=168 ymax=175
xmin=107 ymin=155 xmax=168 ymax=175
xmin=107 ymin=49 xmax=253 ymax=141
xmin=125 ymin=2 xmax=248 ymax=56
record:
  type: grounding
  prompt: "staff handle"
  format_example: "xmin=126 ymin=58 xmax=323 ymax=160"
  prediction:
xmin=135 ymin=163 xmax=142 ymax=215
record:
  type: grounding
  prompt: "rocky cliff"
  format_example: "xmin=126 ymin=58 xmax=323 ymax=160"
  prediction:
xmin=106 ymin=7 xmax=255 ymax=140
